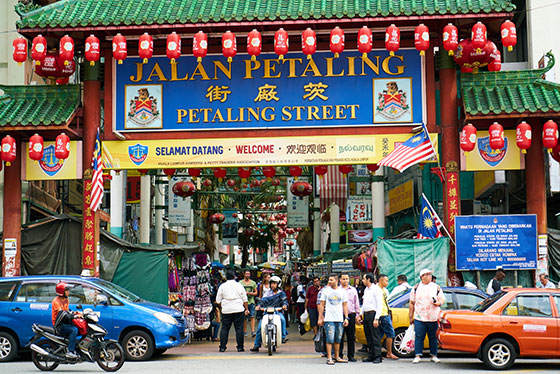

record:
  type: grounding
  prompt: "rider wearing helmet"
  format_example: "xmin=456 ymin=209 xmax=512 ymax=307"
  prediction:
xmin=52 ymin=282 xmax=79 ymax=359
xmin=250 ymin=275 xmax=289 ymax=352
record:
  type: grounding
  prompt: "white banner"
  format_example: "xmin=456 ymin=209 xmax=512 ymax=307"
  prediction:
xmin=168 ymin=177 xmax=192 ymax=226
xmin=287 ymin=177 xmax=309 ymax=228
xmin=347 ymin=196 xmax=373 ymax=224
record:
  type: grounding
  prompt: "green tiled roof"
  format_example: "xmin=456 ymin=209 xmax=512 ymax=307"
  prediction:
xmin=16 ymin=0 xmax=515 ymax=29
xmin=0 ymin=84 xmax=80 ymax=127
xmin=461 ymin=52 xmax=560 ymax=118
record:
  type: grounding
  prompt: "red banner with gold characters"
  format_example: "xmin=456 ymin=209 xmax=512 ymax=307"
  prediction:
xmin=83 ymin=180 xmax=96 ymax=271
xmin=446 ymin=170 xmax=460 ymax=236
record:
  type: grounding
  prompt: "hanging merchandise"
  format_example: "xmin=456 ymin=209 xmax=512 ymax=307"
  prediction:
xmin=1 ymin=135 xmax=16 ymax=166
xmin=302 ymin=28 xmax=316 ymax=60
xmin=12 ymin=37 xmax=27 ymax=65
xmin=442 ymin=23 xmax=459 ymax=56
xmin=59 ymin=34 xmax=74 ymax=66
xmin=460 ymin=123 xmax=477 ymax=153
xmin=193 ymin=31 xmax=208 ymax=62
xmin=84 ymin=35 xmax=100 ymax=66
xmin=166 ymin=32 xmax=181 ymax=63
xmin=274 ymin=28 xmax=289 ymax=60
xmin=112 ymin=33 xmax=127 ymax=64
xmin=329 ymin=27 xmax=344 ymax=58
xmin=55 ymin=133 xmax=70 ymax=160
xmin=139 ymin=33 xmax=153 ymax=64
xmin=471 ymin=21 xmax=487 ymax=53
xmin=222 ymin=31 xmax=237 ymax=62
xmin=501 ymin=20 xmax=517 ymax=52
xmin=385 ymin=24 xmax=400 ymax=56
xmin=188 ymin=167 xmax=201 ymax=180
xmin=28 ymin=133 xmax=44 ymax=162
xmin=543 ymin=120 xmax=559 ymax=151
xmin=247 ymin=29 xmax=262 ymax=61
xmin=489 ymin=122 xmax=505 ymax=150
xmin=32 ymin=34 xmax=47 ymax=65
xmin=414 ymin=24 xmax=430 ymax=56
xmin=516 ymin=121 xmax=532 ymax=153
xmin=357 ymin=26 xmax=372 ymax=57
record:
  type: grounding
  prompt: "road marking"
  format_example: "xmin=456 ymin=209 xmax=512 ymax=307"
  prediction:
xmin=162 ymin=354 xmax=318 ymax=361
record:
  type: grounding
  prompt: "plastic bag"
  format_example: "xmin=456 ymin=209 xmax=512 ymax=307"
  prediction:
xmin=400 ymin=325 xmax=415 ymax=352
xmin=300 ymin=310 xmax=309 ymax=324
xmin=314 ymin=326 xmax=325 ymax=353
xmin=304 ymin=317 xmax=311 ymax=332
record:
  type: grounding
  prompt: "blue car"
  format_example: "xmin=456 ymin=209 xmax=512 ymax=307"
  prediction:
xmin=0 ymin=275 xmax=188 ymax=362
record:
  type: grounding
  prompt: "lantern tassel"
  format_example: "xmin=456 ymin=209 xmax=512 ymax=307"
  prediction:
xmin=390 ymin=51 xmax=394 ymax=56
xmin=279 ymin=55 xmax=284 ymax=60
xmin=448 ymin=49 xmax=454 ymax=56
xmin=307 ymin=55 xmax=312 ymax=60
xmin=64 ymin=60 xmax=69 ymax=66
xmin=89 ymin=61 xmax=95 ymax=66
xmin=420 ymin=50 xmax=425 ymax=56
xmin=118 ymin=60 xmax=123 ymax=64
xmin=476 ymin=48 xmax=482 ymax=54
xmin=521 ymin=149 xmax=527 ymax=154
xmin=171 ymin=58 xmax=176 ymax=64
xmin=251 ymin=55 xmax=256 ymax=61
xmin=143 ymin=58 xmax=148 ymax=64
xmin=35 ymin=60 xmax=40 ymax=66
xmin=227 ymin=57 xmax=232 ymax=63
xmin=334 ymin=53 xmax=339 ymax=58
xmin=197 ymin=57 xmax=202 ymax=63
xmin=508 ymin=46 xmax=513 ymax=52
xmin=362 ymin=52 xmax=367 ymax=58
xmin=17 ymin=62 xmax=22 ymax=66
xmin=6 ymin=162 xmax=11 ymax=167
xmin=548 ymin=148 xmax=553 ymax=153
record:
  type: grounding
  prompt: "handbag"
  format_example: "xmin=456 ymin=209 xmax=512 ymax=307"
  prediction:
xmin=399 ymin=325 xmax=415 ymax=352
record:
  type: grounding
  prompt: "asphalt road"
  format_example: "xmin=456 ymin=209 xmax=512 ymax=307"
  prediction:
xmin=3 ymin=325 xmax=560 ymax=373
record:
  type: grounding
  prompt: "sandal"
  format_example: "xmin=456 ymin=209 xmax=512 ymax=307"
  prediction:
xmin=326 ymin=359 xmax=335 ymax=365
xmin=335 ymin=358 xmax=348 ymax=363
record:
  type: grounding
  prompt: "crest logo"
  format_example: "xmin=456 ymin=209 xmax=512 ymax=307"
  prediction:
xmin=39 ymin=145 xmax=63 ymax=176
xmin=128 ymin=143 xmax=149 ymax=165
xmin=127 ymin=87 xmax=160 ymax=127
xmin=376 ymin=81 xmax=410 ymax=120
xmin=478 ymin=136 xmax=507 ymax=167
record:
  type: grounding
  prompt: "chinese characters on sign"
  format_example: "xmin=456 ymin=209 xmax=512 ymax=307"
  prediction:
xmin=446 ymin=171 xmax=460 ymax=237
xmin=82 ymin=180 xmax=96 ymax=270
xmin=346 ymin=196 xmax=373 ymax=224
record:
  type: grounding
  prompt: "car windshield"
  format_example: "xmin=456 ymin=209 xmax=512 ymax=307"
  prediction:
xmin=388 ymin=289 xmax=409 ymax=303
xmin=92 ymin=279 xmax=143 ymax=303
xmin=472 ymin=291 xmax=505 ymax=312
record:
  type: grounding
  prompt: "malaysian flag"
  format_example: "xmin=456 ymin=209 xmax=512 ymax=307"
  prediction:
xmin=90 ymin=128 xmax=104 ymax=212
xmin=319 ymin=165 xmax=347 ymax=213
xmin=378 ymin=123 xmax=437 ymax=172
xmin=417 ymin=193 xmax=444 ymax=239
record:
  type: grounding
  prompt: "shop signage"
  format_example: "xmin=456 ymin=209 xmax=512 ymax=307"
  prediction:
xmin=168 ymin=176 xmax=192 ymax=226
xmin=103 ymin=133 xmax=436 ymax=169
xmin=287 ymin=177 xmax=309 ymax=228
xmin=82 ymin=181 xmax=96 ymax=271
xmin=388 ymin=179 xmax=414 ymax=215
xmin=455 ymin=215 xmax=537 ymax=270
xmin=347 ymin=230 xmax=374 ymax=245
xmin=22 ymin=141 xmax=82 ymax=180
xmin=3 ymin=238 xmax=17 ymax=277
xmin=222 ymin=209 xmax=238 ymax=245
xmin=347 ymin=196 xmax=373 ymax=223
xmin=113 ymin=50 xmax=425 ymax=132
xmin=461 ymin=130 xmax=524 ymax=171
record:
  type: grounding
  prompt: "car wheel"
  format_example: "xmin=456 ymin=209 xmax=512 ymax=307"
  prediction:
xmin=482 ymin=338 xmax=516 ymax=370
xmin=0 ymin=332 xmax=18 ymax=362
xmin=122 ymin=330 xmax=154 ymax=361
xmin=392 ymin=328 xmax=414 ymax=358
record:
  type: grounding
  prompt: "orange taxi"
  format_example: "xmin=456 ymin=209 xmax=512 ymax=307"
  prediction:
xmin=438 ymin=288 xmax=560 ymax=370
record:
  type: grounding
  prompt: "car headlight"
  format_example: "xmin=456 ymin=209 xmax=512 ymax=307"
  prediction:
xmin=154 ymin=312 xmax=178 ymax=325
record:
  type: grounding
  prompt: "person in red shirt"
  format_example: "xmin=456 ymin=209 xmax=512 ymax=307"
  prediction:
xmin=51 ymin=282 xmax=79 ymax=359
xmin=304 ymin=277 xmax=321 ymax=336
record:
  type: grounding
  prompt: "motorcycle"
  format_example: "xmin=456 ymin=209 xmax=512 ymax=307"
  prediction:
xmin=260 ymin=307 xmax=283 ymax=356
xmin=28 ymin=305 xmax=124 ymax=372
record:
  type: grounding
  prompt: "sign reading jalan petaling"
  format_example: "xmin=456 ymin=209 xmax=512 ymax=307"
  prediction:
xmin=114 ymin=49 xmax=425 ymax=131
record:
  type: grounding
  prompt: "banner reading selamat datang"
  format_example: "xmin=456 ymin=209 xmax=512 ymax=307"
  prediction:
xmin=102 ymin=134 xmax=437 ymax=170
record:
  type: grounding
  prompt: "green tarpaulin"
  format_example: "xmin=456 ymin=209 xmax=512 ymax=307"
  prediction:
xmin=377 ymin=238 xmax=450 ymax=291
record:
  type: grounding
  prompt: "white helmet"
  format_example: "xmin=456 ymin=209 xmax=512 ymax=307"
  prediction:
xmin=270 ymin=276 xmax=282 ymax=286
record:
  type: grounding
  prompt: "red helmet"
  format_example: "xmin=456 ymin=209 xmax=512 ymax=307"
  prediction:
xmin=55 ymin=282 xmax=69 ymax=296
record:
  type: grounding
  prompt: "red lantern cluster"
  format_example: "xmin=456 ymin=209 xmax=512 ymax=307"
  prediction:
xmin=357 ymin=26 xmax=372 ymax=57
xmin=290 ymin=181 xmax=312 ymax=197
xmin=193 ymin=31 xmax=208 ymax=62
xmin=222 ymin=31 xmax=237 ymax=62
xmin=453 ymin=39 xmax=500 ymax=73
xmin=112 ymin=33 xmax=127 ymax=64
xmin=414 ymin=24 xmax=430 ymax=56
xmin=330 ymin=27 xmax=344 ymax=58
xmin=12 ymin=37 xmax=27 ymax=65
xmin=302 ymin=28 xmax=316 ymax=60
xmin=59 ymin=35 xmax=74 ymax=66
xmin=1 ymin=135 xmax=16 ymax=166
xmin=172 ymin=180 xmax=196 ymax=198
xmin=166 ymin=32 xmax=181 ymax=63
xmin=543 ymin=120 xmax=559 ymax=152
xmin=442 ymin=23 xmax=459 ymax=56
xmin=85 ymin=35 xmax=100 ymax=66
xmin=28 ymin=133 xmax=44 ymax=162
xmin=32 ymin=35 xmax=46 ymax=65
xmin=516 ymin=121 xmax=532 ymax=153
xmin=247 ymin=30 xmax=262 ymax=61
xmin=55 ymin=133 xmax=70 ymax=160
xmin=34 ymin=52 xmax=76 ymax=80
xmin=489 ymin=122 xmax=505 ymax=150
xmin=501 ymin=20 xmax=517 ymax=52
xmin=274 ymin=28 xmax=289 ymax=60
xmin=460 ymin=123 xmax=477 ymax=153
xmin=385 ymin=24 xmax=400 ymax=56
xmin=210 ymin=213 xmax=225 ymax=224
xmin=471 ymin=22 xmax=487 ymax=53
xmin=139 ymin=33 xmax=153 ymax=64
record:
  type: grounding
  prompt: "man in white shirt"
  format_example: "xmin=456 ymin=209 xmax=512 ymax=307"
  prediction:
xmin=538 ymin=274 xmax=556 ymax=289
xmin=388 ymin=274 xmax=412 ymax=299
xmin=486 ymin=269 xmax=505 ymax=295
xmin=357 ymin=273 xmax=383 ymax=364
xmin=318 ymin=274 xmax=349 ymax=365
xmin=216 ymin=270 xmax=249 ymax=352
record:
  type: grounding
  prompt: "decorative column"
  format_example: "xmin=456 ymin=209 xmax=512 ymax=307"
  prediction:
xmin=82 ymin=62 xmax=101 ymax=276
xmin=140 ymin=173 xmax=151 ymax=244
xmin=2 ymin=137 xmax=22 ymax=276
xmin=110 ymin=170 xmax=125 ymax=238
xmin=330 ymin=203 xmax=340 ymax=252
xmin=154 ymin=174 xmax=164 ymax=245
xmin=371 ymin=168 xmax=385 ymax=242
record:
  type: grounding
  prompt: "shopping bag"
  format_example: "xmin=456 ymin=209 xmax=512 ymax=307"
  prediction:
xmin=300 ymin=310 xmax=309 ymax=324
xmin=304 ymin=317 xmax=311 ymax=332
xmin=400 ymin=325 xmax=415 ymax=352
xmin=314 ymin=326 xmax=325 ymax=353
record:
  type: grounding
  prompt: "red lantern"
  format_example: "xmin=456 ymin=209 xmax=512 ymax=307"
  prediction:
xmin=385 ymin=24 xmax=400 ymax=56
xmin=289 ymin=166 xmax=302 ymax=180
xmin=31 ymin=34 xmax=46 ymax=65
xmin=55 ymin=77 xmax=69 ymax=85
xmin=357 ymin=26 xmax=372 ymax=57
xmin=210 ymin=213 xmax=225 ymax=224
xmin=28 ymin=134 xmax=44 ymax=162
xmin=12 ymin=37 xmax=27 ymax=65
xmin=237 ymin=167 xmax=252 ymax=182
xmin=193 ymin=31 xmax=208 ymax=62
xmin=232 ymin=212 xmax=238 ymax=219
xmin=460 ymin=123 xmax=477 ymax=153
xmin=442 ymin=23 xmax=459 ymax=56
xmin=226 ymin=178 xmax=237 ymax=188
xmin=501 ymin=20 xmax=517 ymax=52
xmin=166 ymin=32 xmax=181 ymax=63
xmin=247 ymin=29 xmax=262 ymax=61
xmin=202 ymin=178 xmax=213 ymax=187
xmin=188 ymin=168 xmax=201 ymax=180
xmin=1 ymin=136 xmax=16 ymax=166
xmin=34 ymin=53 xmax=76 ymax=79
xmin=112 ymin=33 xmax=127 ymax=64
xmin=213 ymin=167 xmax=227 ymax=182
xmin=461 ymin=66 xmax=473 ymax=73
xmin=172 ymin=181 xmax=196 ymax=198
xmin=286 ymin=240 xmax=295 ymax=247
xmin=222 ymin=31 xmax=237 ymax=63
xmin=302 ymin=28 xmax=316 ymax=60
xmin=543 ymin=120 xmax=559 ymax=151
xmin=330 ymin=27 xmax=344 ymax=58
xmin=515 ymin=121 xmax=532 ymax=153
xmin=489 ymin=122 xmax=505 ymax=150
xmin=139 ymin=33 xmax=153 ymax=64
xmin=315 ymin=165 xmax=328 ymax=178
xmin=271 ymin=178 xmax=280 ymax=186
xmin=414 ymin=24 xmax=430 ymax=56
xmin=290 ymin=181 xmax=312 ymax=197
xmin=138 ymin=169 xmax=149 ymax=176
xmin=163 ymin=169 xmax=176 ymax=179
xmin=366 ymin=164 xmax=379 ymax=173
xmin=59 ymin=35 xmax=74 ymax=66
xmin=262 ymin=166 xmax=276 ymax=180
xmin=274 ymin=28 xmax=289 ymax=60
xmin=552 ymin=143 xmax=560 ymax=163
xmin=471 ymin=22 xmax=487 ymax=53
xmin=84 ymin=35 xmax=100 ymax=66
xmin=55 ymin=133 xmax=70 ymax=160
xmin=338 ymin=165 xmax=353 ymax=175
xmin=488 ymin=50 xmax=501 ymax=72
xmin=286 ymin=228 xmax=295 ymax=235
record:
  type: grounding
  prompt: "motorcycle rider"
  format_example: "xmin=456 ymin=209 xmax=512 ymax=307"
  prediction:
xmin=52 ymin=282 xmax=79 ymax=359
xmin=250 ymin=276 xmax=288 ymax=352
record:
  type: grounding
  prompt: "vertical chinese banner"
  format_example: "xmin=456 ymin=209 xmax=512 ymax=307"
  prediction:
xmin=83 ymin=180 xmax=98 ymax=275
xmin=445 ymin=161 xmax=460 ymax=272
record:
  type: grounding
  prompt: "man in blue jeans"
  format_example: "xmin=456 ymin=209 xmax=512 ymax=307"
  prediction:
xmin=318 ymin=274 xmax=349 ymax=365
xmin=250 ymin=276 xmax=288 ymax=352
xmin=51 ymin=282 xmax=79 ymax=359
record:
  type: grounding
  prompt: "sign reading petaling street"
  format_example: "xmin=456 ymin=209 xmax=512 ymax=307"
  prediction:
xmin=113 ymin=50 xmax=425 ymax=131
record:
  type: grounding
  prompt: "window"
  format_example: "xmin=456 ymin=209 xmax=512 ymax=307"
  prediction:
xmin=68 ymin=284 xmax=102 ymax=304
xmin=456 ymin=292 xmax=486 ymax=310
xmin=442 ymin=291 xmax=454 ymax=310
xmin=0 ymin=281 xmax=19 ymax=302
xmin=503 ymin=295 xmax=552 ymax=317
xmin=17 ymin=283 xmax=57 ymax=303
xmin=554 ymin=296 xmax=560 ymax=317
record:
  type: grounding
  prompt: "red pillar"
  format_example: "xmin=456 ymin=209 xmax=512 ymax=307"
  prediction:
xmin=2 ymin=137 xmax=22 ymax=276
xmin=526 ymin=120 xmax=547 ymax=234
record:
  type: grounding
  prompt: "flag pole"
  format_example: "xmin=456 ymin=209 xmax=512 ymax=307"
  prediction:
xmin=421 ymin=122 xmax=445 ymax=179
xmin=422 ymin=193 xmax=456 ymax=246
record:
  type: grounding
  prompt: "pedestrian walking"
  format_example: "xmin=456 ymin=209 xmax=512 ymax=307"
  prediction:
xmin=357 ymin=273 xmax=383 ymax=364
xmin=377 ymin=274 xmax=399 ymax=360
xmin=409 ymin=269 xmax=445 ymax=364
xmin=318 ymin=274 xmax=349 ymax=365
xmin=486 ymin=269 xmax=505 ymax=295
xmin=305 ymin=276 xmax=321 ymax=336
xmin=339 ymin=274 xmax=359 ymax=362
xmin=258 ymin=273 xmax=272 ymax=299
xmin=240 ymin=270 xmax=258 ymax=337
xmin=216 ymin=270 xmax=249 ymax=352
xmin=388 ymin=274 xmax=412 ymax=299
xmin=295 ymin=276 xmax=307 ymax=320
